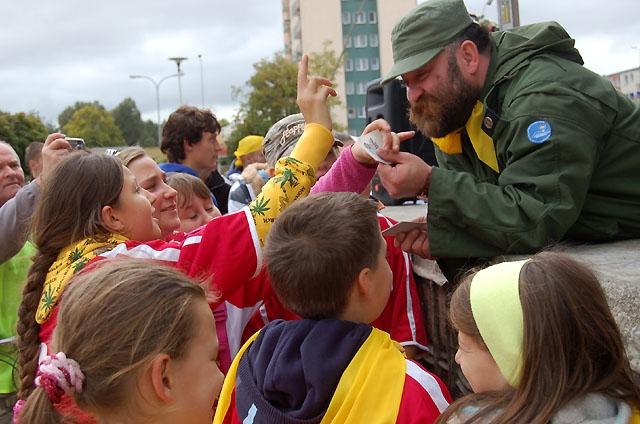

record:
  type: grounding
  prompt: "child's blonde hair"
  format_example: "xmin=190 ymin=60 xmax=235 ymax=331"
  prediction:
xmin=17 ymin=259 xmax=208 ymax=423
xmin=166 ymin=172 xmax=211 ymax=210
xmin=114 ymin=146 xmax=146 ymax=167
xmin=440 ymin=251 xmax=640 ymax=424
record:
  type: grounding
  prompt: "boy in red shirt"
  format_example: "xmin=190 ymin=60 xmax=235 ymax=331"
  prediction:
xmin=215 ymin=192 xmax=450 ymax=424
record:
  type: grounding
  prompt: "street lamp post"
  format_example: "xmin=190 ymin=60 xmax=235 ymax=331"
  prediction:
xmin=130 ymin=73 xmax=182 ymax=147
xmin=198 ymin=54 xmax=205 ymax=108
xmin=168 ymin=57 xmax=188 ymax=105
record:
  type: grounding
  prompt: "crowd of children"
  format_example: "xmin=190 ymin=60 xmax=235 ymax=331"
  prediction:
xmin=7 ymin=52 xmax=640 ymax=424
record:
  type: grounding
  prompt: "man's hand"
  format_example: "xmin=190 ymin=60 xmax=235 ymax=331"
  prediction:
xmin=394 ymin=216 xmax=432 ymax=259
xmin=296 ymin=54 xmax=336 ymax=131
xmin=377 ymin=150 xmax=432 ymax=199
xmin=39 ymin=133 xmax=71 ymax=186
xmin=351 ymin=119 xmax=416 ymax=166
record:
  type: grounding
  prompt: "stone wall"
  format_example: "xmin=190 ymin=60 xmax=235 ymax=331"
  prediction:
xmin=412 ymin=239 xmax=640 ymax=391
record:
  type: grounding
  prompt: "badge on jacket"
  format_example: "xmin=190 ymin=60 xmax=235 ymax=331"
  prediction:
xmin=527 ymin=120 xmax=552 ymax=144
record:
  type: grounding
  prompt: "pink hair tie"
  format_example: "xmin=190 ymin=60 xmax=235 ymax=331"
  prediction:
xmin=34 ymin=346 xmax=84 ymax=404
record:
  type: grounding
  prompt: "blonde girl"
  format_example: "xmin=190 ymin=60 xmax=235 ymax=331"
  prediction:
xmin=116 ymin=147 xmax=181 ymax=239
xmin=16 ymin=259 xmax=224 ymax=424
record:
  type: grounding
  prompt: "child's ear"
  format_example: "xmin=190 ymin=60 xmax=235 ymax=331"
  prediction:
xmin=149 ymin=353 xmax=175 ymax=404
xmin=355 ymin=267 xmax=373 ymax=298
xmin=100 ymin=205 xmax=125 ymax=234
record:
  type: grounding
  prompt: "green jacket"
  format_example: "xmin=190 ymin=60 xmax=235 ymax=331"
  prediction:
xmin=428 ymin=22 xmax=640 ymax=258
xmin=0 ymin=241 xmax=34 ymax=393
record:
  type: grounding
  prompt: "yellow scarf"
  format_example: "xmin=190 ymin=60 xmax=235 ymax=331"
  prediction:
xmin=36 ymin=234 xmax=128 ymax=324
xmin=214 ymin=328 xmax=406 ymax=423
xmin=431 ymin=101 xmax=500 ymax=173
xmin=630 ymin=404 xmax=640 ymax=424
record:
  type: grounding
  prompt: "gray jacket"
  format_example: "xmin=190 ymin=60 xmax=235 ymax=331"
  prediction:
xmin=551 ymin=393 xmax=636 ymax=424
xmin=0 ymin=181 xmax=40 ymax=263
xmin=452 ymin=393 xmax=636 ymax=423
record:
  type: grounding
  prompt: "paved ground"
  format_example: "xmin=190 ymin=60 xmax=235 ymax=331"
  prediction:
xmin=379 ymin=202 xmax=427 ymax=222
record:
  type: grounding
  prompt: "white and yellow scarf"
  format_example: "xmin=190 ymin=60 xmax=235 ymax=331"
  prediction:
xmin=36 ymin=234 xmax=128 ymax=324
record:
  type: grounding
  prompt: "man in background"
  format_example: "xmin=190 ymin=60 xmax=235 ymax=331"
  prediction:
xmin=24 ymin=142 xmax=43 ymax=180
xmin=160 ymin=106 xmax=231 ymax=214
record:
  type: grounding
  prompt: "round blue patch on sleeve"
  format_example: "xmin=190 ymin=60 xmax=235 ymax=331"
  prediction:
xmin=527 ymin=120 xmax=552 ymax=144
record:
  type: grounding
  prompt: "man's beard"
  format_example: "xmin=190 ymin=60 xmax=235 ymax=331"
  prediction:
xmin=409 ymin=52 xmax=481 ymax=138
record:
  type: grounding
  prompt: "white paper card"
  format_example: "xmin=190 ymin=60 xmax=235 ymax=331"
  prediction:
xmin=381 ymin=221 xmax=428 ymax=237
xmin=356 ymin=130 xmax=392 ymax=165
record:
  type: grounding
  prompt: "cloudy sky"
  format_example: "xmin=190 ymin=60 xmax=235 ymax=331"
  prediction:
xmin=1 ymin=0 xmax=638 ymax=127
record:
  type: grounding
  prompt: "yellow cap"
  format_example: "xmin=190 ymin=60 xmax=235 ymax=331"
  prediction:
xmin=235 ymin=135 xmax=264 ymax=158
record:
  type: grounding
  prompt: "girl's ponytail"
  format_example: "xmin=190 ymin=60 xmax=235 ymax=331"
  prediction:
xmin=14 ymin=386 xmax=61 ymax=424
xmin=16 ymin=250 xmax=57 ymax=400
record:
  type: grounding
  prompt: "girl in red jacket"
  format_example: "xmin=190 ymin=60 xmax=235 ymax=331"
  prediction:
xmin=16 ymin=54 xmax=337 ymax=422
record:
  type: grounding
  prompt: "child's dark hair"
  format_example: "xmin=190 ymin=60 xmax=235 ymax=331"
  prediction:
xmin=166 ymin=172 xmax=211 ymax=210
xmin=17 ymin=153 xmax=124 ymax=401
xmin=439 ymin=251 xmax=640 ymax=424
xmin=17 ymin=259 xmax=207 ymax=423
xmin=265 ymin=192 xmax=382 ymax=319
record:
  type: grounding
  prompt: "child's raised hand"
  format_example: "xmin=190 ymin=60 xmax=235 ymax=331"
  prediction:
xmin=296 ymin=54 xmax=336 ymax=131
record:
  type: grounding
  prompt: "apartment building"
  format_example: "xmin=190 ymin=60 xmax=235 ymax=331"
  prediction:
xmin=606 ymin=67 xmax=640 ymax=100
xmin=283 ymin=0 xmax=416 ymax=134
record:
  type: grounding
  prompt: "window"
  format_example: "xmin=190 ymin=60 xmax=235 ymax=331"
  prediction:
xmin=355 ymin=11 xmax=366 ymax=24
xmin=369 ymin=33 xmax=379 ymax=47
xmin=371 ymin=57 xmax=380 ymax=71
xmin=368 ymin=11 xmax=377 ymax=24
xmin=348 ymin=107 xmax=356 ymax=119
xmin=346 ymin=81 xmax=355 ymax=95
xmin=358 ymin=106 xmax=367 ymax=118
xmin=357 ymin=82 xmax=367 ymax=95
xmin=345 ymin=59 xmax=354 ymax=72
xmin=355 ymin=57 xmax=369 ymax=71
xmin=343 ymin=36 xmax=352 ymax=48
xmin=342 ymin=11 xmax=351 ymax=24
xmin=354 ymin=34 xmax=367 ymax=48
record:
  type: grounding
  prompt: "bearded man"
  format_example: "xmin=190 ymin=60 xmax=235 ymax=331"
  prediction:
xmin=377 ymin=0 xmax=640 ymax=267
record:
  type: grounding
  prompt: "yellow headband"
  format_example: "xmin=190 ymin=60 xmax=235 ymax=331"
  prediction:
xmin=470 ymin=259 xmax=528 ymax=387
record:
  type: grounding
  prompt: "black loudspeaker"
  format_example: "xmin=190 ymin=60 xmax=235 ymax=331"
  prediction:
xmin=365 ymin=78 xmax=436 ymax=205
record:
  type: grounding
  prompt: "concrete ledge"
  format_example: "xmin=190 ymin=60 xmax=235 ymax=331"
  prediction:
xmin=413 ymin=239 xmax=640 ymax=374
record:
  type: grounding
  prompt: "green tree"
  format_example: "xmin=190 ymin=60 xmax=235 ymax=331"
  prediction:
xmin=140 ymin=119 xmax=159 ymax=147
xmin=58 ymin=101 xmax=105 ymax=129
xmin=0 ymin=111 xmax=48 ymax=167
xmin=111 ymin=98 xmax=144 ymax=145
xmin=228 ymin=43 xmax=343 ymax=154
xmin=62 ymin=105 xmax=125 ymax=147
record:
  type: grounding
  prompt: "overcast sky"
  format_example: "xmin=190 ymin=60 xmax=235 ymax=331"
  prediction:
xmin=1 ymin=0 xmax=638 ymax=127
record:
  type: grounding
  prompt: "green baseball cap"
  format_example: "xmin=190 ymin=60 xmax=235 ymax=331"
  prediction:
xmin=382 ymin=0 xmax=473 ymax=84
